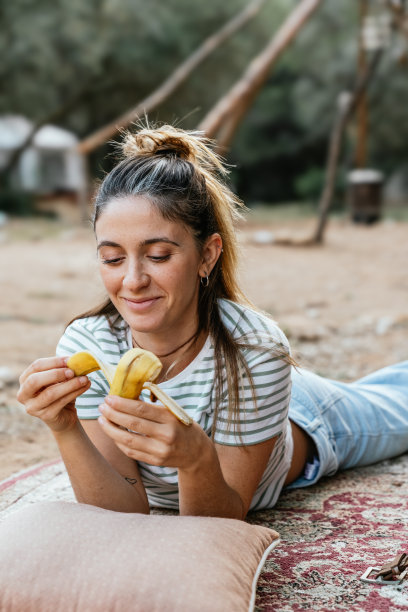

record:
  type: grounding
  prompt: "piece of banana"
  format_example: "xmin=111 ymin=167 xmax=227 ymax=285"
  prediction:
xmin=65 ymin=351 xmax=117 ymax=387
xmin=67 ymin=348 xmax=192 ymax=426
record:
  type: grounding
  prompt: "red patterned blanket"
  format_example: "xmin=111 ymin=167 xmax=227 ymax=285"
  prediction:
xmin=1 ymin=455 xmax=407 ymax=610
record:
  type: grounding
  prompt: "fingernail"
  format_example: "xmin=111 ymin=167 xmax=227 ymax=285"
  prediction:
xmin=98 ymin=415 xmax=106 ymax=425
xmin=79 ymin=376 xmax=88 ymax=384
xmin=65 ymin=369 xmax=74 ymax=379
xmin=105 ymin=396 xmax=113 ymax=405
xmin=99 ymin=403 xmax=106 ymax=413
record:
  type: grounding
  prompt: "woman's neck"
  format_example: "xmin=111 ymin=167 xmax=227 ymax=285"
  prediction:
xmin=131 ymin=328 xmax=207 ymax=382
xmin=133 ymin=330 xmax=198 ymax=359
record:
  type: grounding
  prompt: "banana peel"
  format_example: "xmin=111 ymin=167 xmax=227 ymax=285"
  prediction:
xmin=67 ymin=348 xmax=192 ymax=426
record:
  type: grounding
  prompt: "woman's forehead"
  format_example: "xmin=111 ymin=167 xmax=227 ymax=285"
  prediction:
xmin=95 ymin=196 xmax=193 ymax=242
xmin=100 ymin=195 xmax=158 ymax=217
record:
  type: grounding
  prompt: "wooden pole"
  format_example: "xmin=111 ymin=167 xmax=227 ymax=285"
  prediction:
xmin=198 ymin=0 xmax=323 ymax=140
xmin=213 ymin=99 xmax=247 ymax=155
xmin=77 ymin=0 xmax=267 ymax=155
xmin=311 ymin=49 xmax=382 ymax=244
xmin=354 ymin=0 xmax=369 ymax=168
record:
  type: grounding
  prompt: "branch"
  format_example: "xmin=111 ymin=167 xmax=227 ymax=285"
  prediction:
xmin=77 ymin=0 xmax=267 ymax=155
xmin=198 ymin=0 xmax=323 ymax=140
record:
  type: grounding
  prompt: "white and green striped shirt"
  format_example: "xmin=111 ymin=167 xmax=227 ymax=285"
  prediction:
xmin=56 ymin=299 xmax=293 ymax=510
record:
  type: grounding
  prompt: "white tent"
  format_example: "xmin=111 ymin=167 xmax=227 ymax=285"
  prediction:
xmin=0 ymin=115 xmax=86 ymax=195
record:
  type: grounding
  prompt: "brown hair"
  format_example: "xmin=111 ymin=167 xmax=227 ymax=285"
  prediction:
xmin=74 ymin=123 xmax=291 ymax=438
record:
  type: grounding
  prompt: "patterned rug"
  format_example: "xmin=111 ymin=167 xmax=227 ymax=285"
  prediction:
xmin=1 ymin=455 xmax=408 ymax=611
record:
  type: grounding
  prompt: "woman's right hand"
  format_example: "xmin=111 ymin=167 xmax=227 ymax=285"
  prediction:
xmin=17 ymin=357 xmax=91 ymax=433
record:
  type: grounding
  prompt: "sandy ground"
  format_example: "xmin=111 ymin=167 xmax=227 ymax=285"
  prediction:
xmin=1 ymin=211 xmax=407 ymax=481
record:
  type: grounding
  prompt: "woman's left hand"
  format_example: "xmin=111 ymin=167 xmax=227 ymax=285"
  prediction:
xmin=98 ymin=395 xmax=209 ymax=470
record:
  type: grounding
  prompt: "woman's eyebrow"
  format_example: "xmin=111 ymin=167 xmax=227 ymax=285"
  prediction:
xmin=97 ymin=240 xmax=121 ymax=250
xmin=141 ymin=238 xmax=180 ymax=247
xmin=96 ymin=238 xmax=180 ymax=251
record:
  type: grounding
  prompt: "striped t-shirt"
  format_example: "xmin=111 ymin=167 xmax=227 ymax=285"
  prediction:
xmin=56 ymin=299 xmax=293 ymax=510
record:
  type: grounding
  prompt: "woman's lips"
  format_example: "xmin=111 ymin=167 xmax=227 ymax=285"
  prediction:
xmin=121 ymin=297 xmax=160 ymax=311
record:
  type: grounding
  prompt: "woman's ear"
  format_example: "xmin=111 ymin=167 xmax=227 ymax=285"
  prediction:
xmin=199 ymin=233 xmax=223 ymax=279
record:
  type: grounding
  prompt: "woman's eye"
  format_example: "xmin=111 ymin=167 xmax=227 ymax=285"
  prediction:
xmin=101 ymin=258 xmax=123 ymax=265
xmin=148 ymin=255 xmax=171 ymax=262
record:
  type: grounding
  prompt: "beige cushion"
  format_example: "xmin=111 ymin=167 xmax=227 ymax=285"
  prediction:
xmin=0 ymin=501 xmax=279 ymax=612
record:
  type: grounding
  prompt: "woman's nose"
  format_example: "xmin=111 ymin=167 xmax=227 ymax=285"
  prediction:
xmin=122 ymin=262 xmax=150 ymax=290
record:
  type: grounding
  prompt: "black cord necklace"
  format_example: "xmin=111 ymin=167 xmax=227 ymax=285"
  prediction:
xmin=132 ymin=330 xmax=198 ymax=359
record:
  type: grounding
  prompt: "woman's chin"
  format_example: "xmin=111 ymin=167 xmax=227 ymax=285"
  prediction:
xmin=125 ymin=313 xmax=167 ymax=337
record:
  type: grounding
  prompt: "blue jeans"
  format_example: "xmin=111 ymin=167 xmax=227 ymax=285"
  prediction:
xmin=286 ymin=361 xmax=408 ymax=490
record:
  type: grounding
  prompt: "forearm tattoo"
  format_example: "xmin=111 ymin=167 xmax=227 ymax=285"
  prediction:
xmin=124 ymin=477 xmax=138 ymax=486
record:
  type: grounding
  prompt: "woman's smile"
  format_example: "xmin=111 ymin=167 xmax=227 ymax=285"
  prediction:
xmin=121 ymin=296 xmax=162 ymax=312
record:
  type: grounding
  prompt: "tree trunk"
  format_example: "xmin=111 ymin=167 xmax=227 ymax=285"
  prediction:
xmin=198 ymin=0 xmax=323 ymax=141
xmin=214 ymin=99 xmax=248 ymax=155
xmin=354 ymin=0 xmax=369 ymax=168
xmin=77 ymin=0 xmax=267 ymax=155
xmin=311 ymin=48 xmax=383 ymax=244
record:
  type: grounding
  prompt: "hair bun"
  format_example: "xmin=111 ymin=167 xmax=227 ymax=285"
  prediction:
xmin=122 ymin=125 xmax=193 ymax=161
xmin=121 ymin=123 xmax=227 ymax=177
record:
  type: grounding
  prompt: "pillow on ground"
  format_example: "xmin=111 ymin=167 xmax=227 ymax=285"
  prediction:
xmin=0 ymin=501 xmax=279 ymax=612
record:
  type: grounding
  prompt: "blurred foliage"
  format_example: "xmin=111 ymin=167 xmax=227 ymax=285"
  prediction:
xmin=295 ymin=168 xmax=327 ymax=202
xmin=2 ymin=0 xmax=408 ymax=207
xmin=0 ymin=0 xmax=281 ymax=134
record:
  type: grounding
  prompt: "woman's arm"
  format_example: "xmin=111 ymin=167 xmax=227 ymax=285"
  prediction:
xmin=54 ymin=421 xmax=149 ymax=513
xmin=18 ymin=357 xmax=149 ymax=514
xmin=177 ymin=437 xmax=277 ymax=519
xmin=97 ymin=395 xmax=278 ymax=519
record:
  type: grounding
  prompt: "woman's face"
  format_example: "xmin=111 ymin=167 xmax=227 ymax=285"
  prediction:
xmin=95 ymin=196 xmax=209 ymax=340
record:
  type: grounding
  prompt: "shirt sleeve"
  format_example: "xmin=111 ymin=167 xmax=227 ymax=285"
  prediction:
xmin=212 ymin=329 xmax=292 ymax=446
xmin=56 ymin=320 xmax=110 ymax=420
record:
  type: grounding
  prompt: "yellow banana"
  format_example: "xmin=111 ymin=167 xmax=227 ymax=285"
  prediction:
xmin=67 ymin=348 xmax=192 ymax=426
xmin=65 ymin=351 xmax=117 ymax=386
xmin=108 ymin=349 xmax=162 ymax=399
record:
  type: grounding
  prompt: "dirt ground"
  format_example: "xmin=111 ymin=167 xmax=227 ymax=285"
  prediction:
xmin=1 ymin=211 xmax=407 ymax=481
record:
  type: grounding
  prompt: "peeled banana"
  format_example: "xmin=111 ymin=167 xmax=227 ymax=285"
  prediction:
xmin=67 ymin=348 xmax=192 ymax=426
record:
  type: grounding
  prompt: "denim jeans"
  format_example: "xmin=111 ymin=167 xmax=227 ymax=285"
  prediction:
xmin=286 ymin=361 xmax=408 ymax=490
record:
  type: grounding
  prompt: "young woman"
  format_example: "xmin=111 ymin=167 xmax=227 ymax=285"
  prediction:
xmin=17 ymin=125 xmax=408 ymax=520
